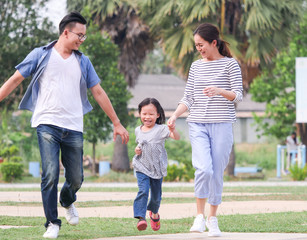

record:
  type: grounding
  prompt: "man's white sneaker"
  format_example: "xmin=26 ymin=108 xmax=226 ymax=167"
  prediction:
xmin=65 ymin=203 xmax=79 ymax=225
xmin=206 ymin=216 xmax=222 ymax=237
xmin=190 ymin=214 xmax=206 ymax=232
xmin=43 ymin=222 xmax=59 ymax=239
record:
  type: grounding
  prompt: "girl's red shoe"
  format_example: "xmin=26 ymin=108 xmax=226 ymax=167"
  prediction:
xmin=137 ymin=218 xmax=147 ymax=231
xmin=149 ymin=211 xmax=160 ymax=231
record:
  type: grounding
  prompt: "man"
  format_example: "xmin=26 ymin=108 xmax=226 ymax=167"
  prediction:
xmin=0 ymin=12 xmax=129 ymax=239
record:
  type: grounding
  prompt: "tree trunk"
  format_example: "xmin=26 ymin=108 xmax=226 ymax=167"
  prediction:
xmin=112 ymin=135 xmax=130 ymax=171
xmin=226 ymin=144 xmax=235 ymax=176
xmin=297 ymin=123 xmax=307 ymax=164
xmin=91 ymin=142 xmax=96 ymax=175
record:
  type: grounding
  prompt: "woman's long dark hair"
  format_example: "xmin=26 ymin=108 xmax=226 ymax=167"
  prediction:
xmin=138 ymin=98 xmax=166 ymax=124
xmin=193 ymin=23 xmax=232 ymax=57
xmin=292 ymin=132 xmax=297 ymax=144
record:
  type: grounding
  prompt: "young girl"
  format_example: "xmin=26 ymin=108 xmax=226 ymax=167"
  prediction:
xmin=133 ymin=97 xmax=180 ymax=231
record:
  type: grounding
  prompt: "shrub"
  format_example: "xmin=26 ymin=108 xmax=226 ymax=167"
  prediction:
xmin=289 ymin=164 xmax=307 ymax=181
xmin=0 ymin=162 xmax=24 ymax=182
xmin=165 ymin=139 xmax=194 ymax=181
xmin=165 ymin=164 xmax=184 ymax=181
xmin=0 ymin=144 xmax=24 ymax=182
xmin=164 ymin=163 xmax=195 ymax=182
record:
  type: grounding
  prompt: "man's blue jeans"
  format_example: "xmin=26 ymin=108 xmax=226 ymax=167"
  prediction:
xmin=36 ymin=124 xmax=84 ymax=228
xmin=133 ymin=171 xmax=163 ymax=219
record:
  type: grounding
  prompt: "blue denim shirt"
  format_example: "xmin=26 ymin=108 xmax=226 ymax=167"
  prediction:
xmin=16 ymin=40 xmax=101 ymax=115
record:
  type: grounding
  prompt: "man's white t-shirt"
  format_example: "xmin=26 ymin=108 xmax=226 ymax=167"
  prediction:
xmin=31 ymin=48 xmax=83 ymax=132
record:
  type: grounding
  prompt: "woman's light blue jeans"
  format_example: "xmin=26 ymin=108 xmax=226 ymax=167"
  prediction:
xmin=36 ymin=124 xmax=84 ymax=228
xmin=133 ymin=171 xmax=163 ymax=219
xmin=189 ymin=122 xmax=233 ymax=206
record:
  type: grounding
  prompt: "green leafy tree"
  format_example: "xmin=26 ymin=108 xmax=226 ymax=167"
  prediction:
xmin=250 ymin=13 xmax=307 ymax=146
xmin=0 ymin=0 xmax=56 ymax=179
xmin=0 ymin=0 xmax=57 ymax=111
xmin=80 ymin=17 xmax=132 ymax=173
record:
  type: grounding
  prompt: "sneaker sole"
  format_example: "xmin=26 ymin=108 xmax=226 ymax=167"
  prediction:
xmin=137 ymin=222 xmax=147 ymax=231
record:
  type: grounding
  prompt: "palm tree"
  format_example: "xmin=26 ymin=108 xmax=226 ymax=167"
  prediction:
xmin=131 ymin=0 xmax=303 ymax=88
xmin=67 ymin=0 xmax=154 ymax=171
xmin=67 ymin=0 xmax=154 ymax=86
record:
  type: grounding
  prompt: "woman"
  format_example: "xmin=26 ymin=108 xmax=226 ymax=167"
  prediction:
xmin=167 ymin=23 xmax=243 ymax=237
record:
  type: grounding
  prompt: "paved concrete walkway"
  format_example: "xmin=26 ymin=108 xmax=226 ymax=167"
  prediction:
xmin=1 ymin=200 xmax=307 ymax=219
xmin=96 ymin=232 xmax=307 ymax=240
xmin=94 ymin=232 xmax=307 ymax=240
xmin=0 ymin=191 xmax=288 ymax=202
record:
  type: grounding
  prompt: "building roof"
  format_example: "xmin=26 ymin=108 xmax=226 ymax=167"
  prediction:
xmin=128 ymin=74 xmax=266 ymax=118
xmin=128 ymin=74 xmax=186 ymax=112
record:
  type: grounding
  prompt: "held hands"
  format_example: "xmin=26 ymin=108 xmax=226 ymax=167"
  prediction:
xmin=167 ymin=115 xmax=177 ymax=129
xmin=113 ymin=122 xmax=129 ymax=144
xmin=167 ymin=115 xmax=180 ymax=140
xmin=203 ymin=86 xmax=222 ymax=98
xmin=168 ymin=123 xmax=176 ymax=132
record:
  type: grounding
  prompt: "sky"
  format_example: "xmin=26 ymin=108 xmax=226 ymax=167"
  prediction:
xmin=43 ymin=0 xmax=67 ymax=29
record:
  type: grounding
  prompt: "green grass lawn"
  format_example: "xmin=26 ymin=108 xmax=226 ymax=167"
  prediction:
xmin=1 ymin=212 xmax=307 ymax=240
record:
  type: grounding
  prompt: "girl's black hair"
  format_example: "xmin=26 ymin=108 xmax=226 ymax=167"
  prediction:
xmin=193 ymin=23 xmax=232 ymax=57
xmin=138 ymin=98 xmax=165 ymax=124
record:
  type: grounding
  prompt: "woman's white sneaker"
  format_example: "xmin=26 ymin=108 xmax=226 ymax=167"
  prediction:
xmin=43 ymin=222 xmax=59 ymax=239
xmin=190 ymin=214 xmax=206 ymax=232
xmin=206 ymin=216 xmax=222 ymax=237
xmin=64 ymin=203 xmax=79 ymax=225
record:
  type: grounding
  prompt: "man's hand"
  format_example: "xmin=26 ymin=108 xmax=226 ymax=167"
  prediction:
xmin=113 ymin=123 xmax=129 ymax=144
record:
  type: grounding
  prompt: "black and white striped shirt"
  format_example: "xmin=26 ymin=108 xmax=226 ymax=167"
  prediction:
xmin=179 ymin=57 xmax=243 ymax=123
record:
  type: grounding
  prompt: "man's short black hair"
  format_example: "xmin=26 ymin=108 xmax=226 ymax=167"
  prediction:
xmin=59 ymin=11 xmax=87 ymax=35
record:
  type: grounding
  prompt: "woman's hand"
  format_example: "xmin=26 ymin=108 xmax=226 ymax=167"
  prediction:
xmin=203 ymin=86 xmax=236 ymax=101
xmin=203 ymin=86 xmax=222 ymax=97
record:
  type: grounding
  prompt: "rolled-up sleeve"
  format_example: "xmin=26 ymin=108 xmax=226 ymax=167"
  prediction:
xmin=228 ymin=59 xmax=243 ymax=103
xmin=179 ymin=64 xmax=195 ymax=110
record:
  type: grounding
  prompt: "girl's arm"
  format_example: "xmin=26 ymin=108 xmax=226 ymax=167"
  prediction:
xmin=169 ymin=126 xmax=180 ymax=140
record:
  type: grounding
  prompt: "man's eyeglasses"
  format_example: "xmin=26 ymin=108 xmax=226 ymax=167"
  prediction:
xmin=69 ymin=30 xmax=87 ymax=41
